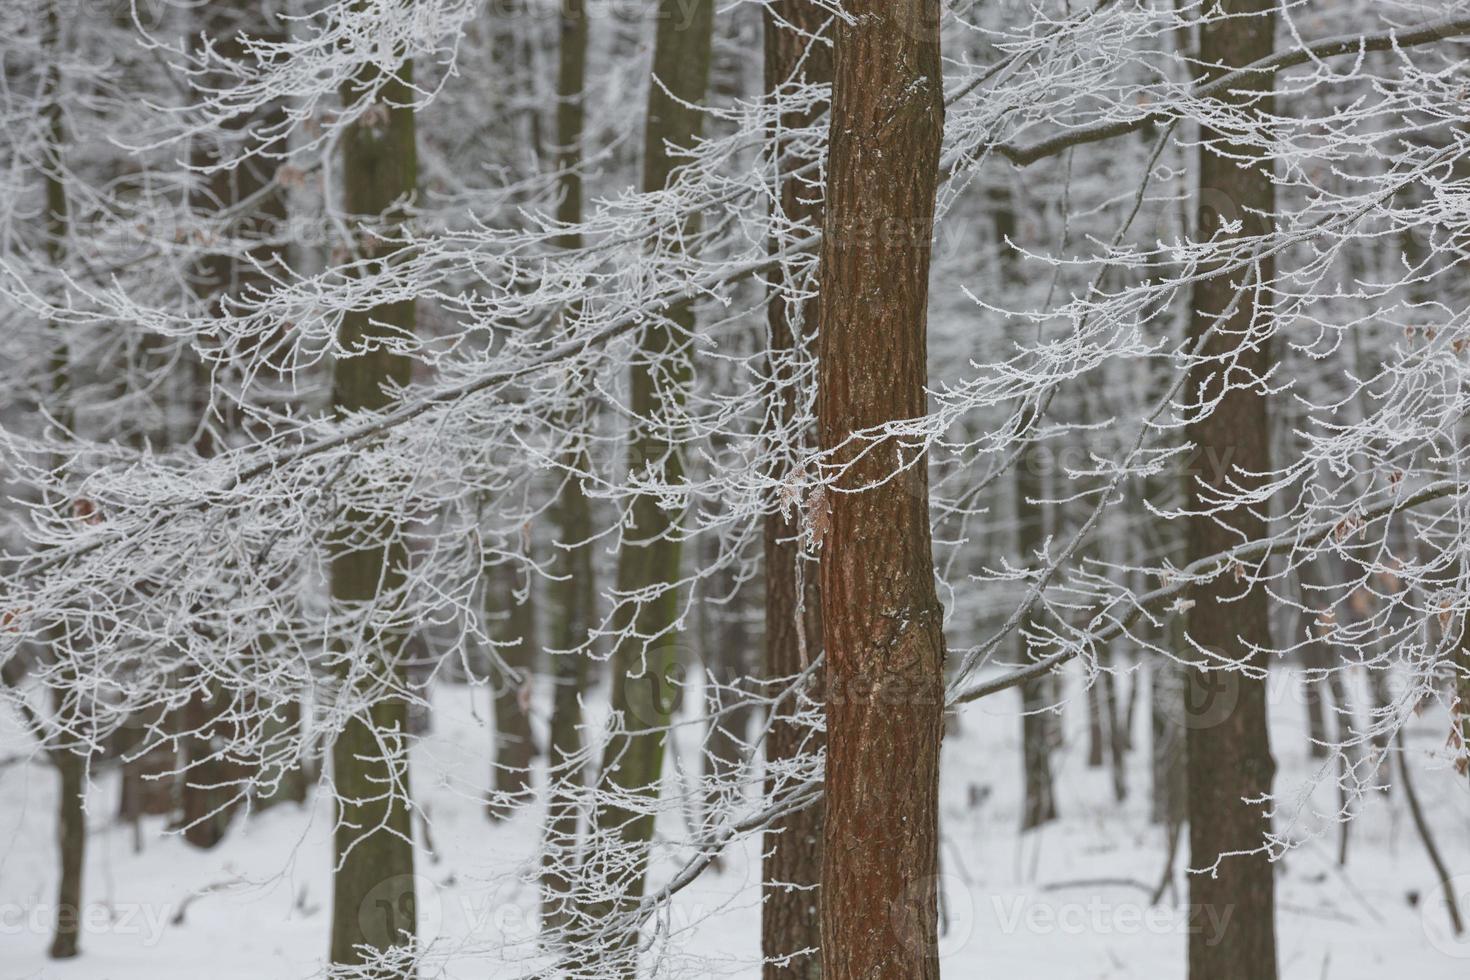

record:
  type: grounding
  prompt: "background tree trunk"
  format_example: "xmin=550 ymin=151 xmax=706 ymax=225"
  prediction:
xmin=1184 ymin=1 xmax=1279 ymax=976
xmin=582 ymin=0 xmax=714 ymax=967
xmin=540 ymin=0 xmax=593 ymax=928
xmin=816 ymin=0 xmax=947 ymax=975
xmin=761 ymin=3 xmax=830 ymax=973
xmin=488 ymin=558 xmax=539 ymax=819
xmin=327 ymin=48 xmax=420 ymax=975
xmin=1017 ymin=449 xmax=1057 ymax=829
xmin=41 ymin=1 xmax=84 ymax=959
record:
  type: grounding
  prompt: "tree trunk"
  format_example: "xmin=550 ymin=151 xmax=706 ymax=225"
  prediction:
xmin=1102 ymin=644 xmax=1128 ymax=803
xmin=581 ymin=0 xmax=714 ymax=967
xmin=41 ymin=2 xmax=85 ymax=959
xmin=816 ymin=0 xmax=947 ymax=975
xmin=1150 ymin=643 xmax=1187 ymax=827
xmin=700 ymin=559 xmax=757 ymax=824
xmin=488 ymin=559 xmax=539 ymax=819
xmin=1086 ymin=674 xmax=1106 ymax=767
xmin=1017 ymin=439 xmax=1057 ymax=829
xmin=49 ymin=734 xmax=85 ymax=960
xmin=761 ymin=3 xmax=830 ymax=973
xmin=1184 ymin=2 xmax=1279 ymax=976
xmin=540 ymin=0 xmax=593 ymax=928
xmin=327 ymin=46 xmax=419 ymax=975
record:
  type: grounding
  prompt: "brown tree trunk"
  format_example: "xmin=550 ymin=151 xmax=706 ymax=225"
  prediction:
xmin=1017 ymin=441 xmax=1057 ymax=829
xmin=488 ymin=559 xmax=539 ymax=819
xmin=700 ymin=558 xmax=757 ymax=825
xmin=49 ymin=732 xmax=85 ymax=960
xmin=327 ymin=43 xmax=420 ymax=975
xmin=540 ymin=0 xmax=593 ymax=929
xmin=761 ymin=6 xmax=831 ymax=974
xmin=576 ymin=2 xmax=714 ymax=971
xmin=1086 ymin=669 xmax=1106 ymax=767
xmin=1102 ymin=644 xmax=1128 ymax=803
xmin=816 ymin=0 xmax=947 ymax=975
xmin=1184 ymin=2 xmax=1279 ymax=976
xmin=40 ymin=2 xmax=85 ymax=959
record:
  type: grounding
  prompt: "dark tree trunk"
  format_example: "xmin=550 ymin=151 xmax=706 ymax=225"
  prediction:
xmin=540 ymin=0 xmax=593 ymax=929
xmin=180 ymin=681 xmax=243 ymax=848
xmin=760 ymin=3 xmax=830 ymax=973
xmin=327 ymin=46 xmax=420 ymax=976
xmin=580 ymin=1 xmax=714 ymax=968
xmin=1150 ymin=644 xmax=1187 ymax=827
xmin=1017 ymin=438 xmax=1057 ymax=829
xmin=1102 ymin=645 xmax=1128 ymax=803
xmin=1184 ymin=2 xmax=1279 ymax=976
xmin=41 ymin=2 xmax=84 ymax=959
xmin=816 ymin=0 xmax=947 ymax=975
xmin=1086 ymin=672 xmax=1106 ymax=767
xmin=49 ymin=736 xmax=85 ymax=960
xmin=488 ymin=559 xmax=539 ymax=819
xmin=700 ymin=559 xmax=757 ymax=823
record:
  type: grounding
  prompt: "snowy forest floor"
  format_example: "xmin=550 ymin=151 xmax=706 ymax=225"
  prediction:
xmin=3 ymin=663 xmax=1468 ymax=978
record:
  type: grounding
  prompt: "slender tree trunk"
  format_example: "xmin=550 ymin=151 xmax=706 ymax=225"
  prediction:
xmin=1102 ymin=644 xmax=1128 ymax=803
xmin=816 ymin=0 xmax=947 ymax=975
xmin=488 ymin=559 xmax=539 ymax=819
xmin=1017 ymin=437 xmax=1057 ymax=829
xmin=540 ymin=0 xmax=593 ymax=928
xmin=700 ymin=560 xmax=757 ymax=824
xmin=1184 ymin=2 xmax=1279 ymax=976
xmin=1150 ymin=651 xmax=1187 ymax=826
xmin=1086 ymin=670 xmax=1106 ymax=767
xmin=1457 ymin=619 xmax=1470 ymax=784
xmin=327 ymin=47 xmax=419 ymax=975
xmin=49 ymin=732 xmax=85 ymax=960
xmin=1302 ymin=647 xmax=1330 ymax=758
xmin=41 ymin=2 xmax=85 ymax=959
xmin=581 ymin=0 xmax=714 ymax=968
xmin=761 ymin=4 xmax=830 ymax=973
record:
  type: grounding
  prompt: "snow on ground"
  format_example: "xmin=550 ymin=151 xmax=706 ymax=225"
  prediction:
xmin=3 ymin=665 xmax=1468 ymax=978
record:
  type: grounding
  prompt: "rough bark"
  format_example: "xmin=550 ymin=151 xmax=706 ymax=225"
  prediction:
xmin=816 ymin=0 xmax=947 ymax=976
xmin=1184 ymin=2 xmax=1280 ymax=977
xmin=759 ymin=11 xmax=831 ymax=974
xmin=327 ymin=47 xmax=420 ymax=976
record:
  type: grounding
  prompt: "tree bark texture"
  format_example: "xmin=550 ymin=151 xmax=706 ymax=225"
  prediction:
xmin=1184 ymin=2 xmax=1279 ymax=977
xmin=816 ymin=0 xmax=947 ymax=976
